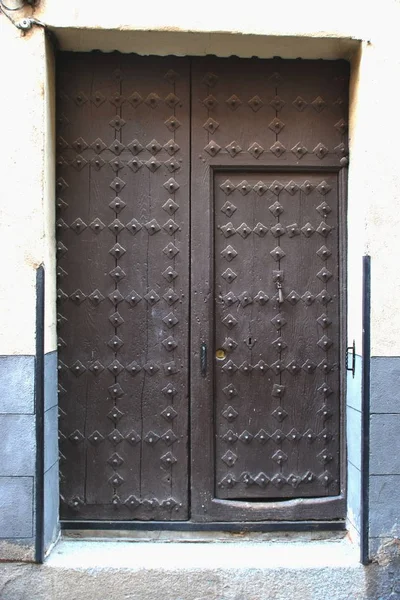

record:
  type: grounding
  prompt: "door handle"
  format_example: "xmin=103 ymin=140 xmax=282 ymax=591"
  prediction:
xmin=200 ymin=342 xmax=207 ymax=376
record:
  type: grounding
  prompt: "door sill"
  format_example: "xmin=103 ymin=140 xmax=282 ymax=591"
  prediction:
xmin=61 ymin=520 xmax=346 ymax=534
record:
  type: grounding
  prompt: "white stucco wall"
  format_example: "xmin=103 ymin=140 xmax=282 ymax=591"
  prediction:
xmin=1 ymin=0 xmax=400 ymax=356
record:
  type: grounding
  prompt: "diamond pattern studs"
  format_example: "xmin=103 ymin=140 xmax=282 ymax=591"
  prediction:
xmin=203 ymin=118 xmax=219 ymax=134
xmin=253 ymin=181 xmax=268 ymax=196
xmin=221 ymin=268 xmax=237 ymax=283
xmin=222 ymin=406 xmax=238 ymax=422
xmin=311 ymin=96 xmax=326 ymax=112
xmin=317 ymin=335 xmax=333 ymax=351
xmin=221 ymin=201 xmax=237 ymax=217
xmin=222 ymin=314 xmax=238 ymax=329
xmin=270 ymin=247 xmax=286 ymax=261
xmin=248 ymin=143 xmax=264 ymax=159
xmin=221 ymin=245 xmax=237 ymax=262
xmin=293 ymin=96 xmax=307 ymax=111
xmin=220 ymin=222 xmax=236 ymax=238
xmin=253 ymin=223 xmax=268 ymax=237
xmin=238 ymin=180 xmax=252 ymax=195
xmin=270 ymin=141 xmax=286 ymax=158
xmin=291 ymin=142 xmax=308 ymax=159
xmin=248 ymin=95 xmax=263 ymax=112
xmin=226 ymin=95 xmax=242 ymax=110
xmin=226 ymin=141 xmax=242 ymax=157
xmin=269 ymin=118 xmax=285 ymax=134
xmin=236 ymin=223 xmax=252 ymax=239
xmin=204 ymin=141 xmax=221 ymax=157
xmin=164 ymin=178 xmax=180 ymax=193
xmin=317 ymin=222 xmax=332 ymax=237
xmin=314 ymin=143 xmax=329 ymax=159
xmin=220 ymin=179 xmax=235 ymax=195
xmin=222 ymin=450 xmax=237 ymax=467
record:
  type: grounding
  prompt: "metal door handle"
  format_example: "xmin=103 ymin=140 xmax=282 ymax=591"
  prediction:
xmin=200 ymin=342 xmax=207 ymax=376
xmin=276 ymin=281 xmax=284 ymax=304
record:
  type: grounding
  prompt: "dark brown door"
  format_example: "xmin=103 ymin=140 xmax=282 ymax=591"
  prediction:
xmin=57 ymin=54 xmax=348 ymax=522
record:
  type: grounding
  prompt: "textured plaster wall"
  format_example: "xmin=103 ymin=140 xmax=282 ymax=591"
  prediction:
xmin=1 ymin=0 xmax=399 ymax=356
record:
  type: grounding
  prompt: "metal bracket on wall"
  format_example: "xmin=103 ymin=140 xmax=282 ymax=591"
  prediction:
xmin=346 ymin=339 xmax=356 ymax=378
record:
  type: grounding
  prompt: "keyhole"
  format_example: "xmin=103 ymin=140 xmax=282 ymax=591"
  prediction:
xmin=248 ymin=337 xmax=252 ymax=346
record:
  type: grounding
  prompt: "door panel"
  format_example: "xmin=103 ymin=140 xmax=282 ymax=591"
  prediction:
xmin=214 ymin=171 xmax=340 ymax=499
xmin=57 ymin=54 xmax=190 ymax=520
xmin=190 ymin=57 xmax=348 ymax=521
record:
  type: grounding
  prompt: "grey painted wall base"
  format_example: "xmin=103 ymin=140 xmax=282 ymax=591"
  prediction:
xmin=369 ymin=356 xmax=400 ymax=557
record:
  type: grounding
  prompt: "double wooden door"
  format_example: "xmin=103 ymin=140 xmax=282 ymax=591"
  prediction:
xmin=56 ymin=53 xmax=348 ymax=522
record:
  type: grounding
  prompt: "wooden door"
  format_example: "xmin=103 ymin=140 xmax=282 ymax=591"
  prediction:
xmin=57 ymin=54 xmax=190 ymax=520
xmin=190 ymin=58 xmax=348 ymax=521
xmin=57 ymin=54 xmax=348 ymax=523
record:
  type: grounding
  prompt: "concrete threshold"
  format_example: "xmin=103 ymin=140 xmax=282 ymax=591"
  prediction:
xmin=1 ymin=534 xmax=383 ymax=600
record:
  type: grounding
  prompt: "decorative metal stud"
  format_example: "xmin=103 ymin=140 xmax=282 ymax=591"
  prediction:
xmin=163 ymin=178 xmax=180 ymax=193
xmin=270 ymin=141 xmax=286 ymax=157
xmin=109 ymin=266 xmax=126 ymax=282
xmin=334 ymin=119 xmax=347 ymax=134
xmin=271 ymin=474 xmax=286 ymax=488
xmin=253 ymin=291 xmax=269 ymax=305
xmin=301 ymin=222 xmax=315 ymax=238
xmin=109 ymin=116 xmax=126 ymax=131
xmin=219 ymin=474 xmax=236 ymax=488
xmin=270 ymin=180 xmax=284 ymax=196
xmin=311 ymin=96 xmax=326 ymax=112
xmin=284 ymin=180 xmax=298 ymax=195
xmin=293 ymin=96 xmax=308 ymax=111
xmin=318 ymin=383 xmax=333 ymax=397
xmin=268 ymin=117 xmax=285 ymax=134
xmin=222 ymin=360 xmax=238 ymax=374
xmin=203 ymin=117 xmax=219 ymax=133
xmin=316 ymin=291 xmax=332 ymax=306
xmin=270 ymin=223 xmax=285 ymax=238
xmin=164 ymin=139 xmax=180 ymax=155
xmin=125 ymin=290 xmax=142 ymax=307
xmin=165 ymin=116 xmax=181 ymax=131
xmin=162 ymin=383 xmax=177 ymax=397
xmin=108 ymin=452 xmax=124 ymax=468
xmin=144 ymin=431 xmax=160 ymax=446
xmin=162 ymin=198 xmax=179 ymax=215
xmin=222 ymin=406 xmax=239 ymax=422
xmin=222 ymin=291 xmax=237 ymax=306
xmin=272 ymin=383 xmax=286 ymax=397
xmin=317 ymin=221 xmax=332 ymax=237
xmin=253 ymin=430 xmax=269 ymax=445
xmin=202 ymin=94 xmax=217 ymax=109
xmin=225 ymin=141 xmax=242 ymax=157
xmin=162 ymin=267 xmax=178 ymax=282
xmin=317 ymin=313 xmax=332 ymax=329
xmin=287 ymin=474 xmax=301 ymax=488
xmin=237 ymin=180 xmax=252 ymax=195
xmin=162 ymin=429 xmax=178 ymax=446
xmin=222 ymin=314 xmax=238 ymax=329
xmin=271 ymin=313 xmax=286 ymax=329
xmin=317 ymin=335 xmax=333 ymax=351
xmin=204 ymin=141 xmax=221 ymax=156
xmin=226 ymin=95 xmax=242 ymax=110
xmin=222 ymin=383 xmax=238 ymax=398
xmin=317 ymin=267 xmax=333 ymax=283
xmin=145 ymin=93 xmax=160 ymax=108
xmin=270 ymin=360 xmax=285 ymax=375
xmin=222 ymin=337 xmax=238 ymax=352
xmin=221 ymin=268 xmax=237 ymax=283
xmin=127 ymin=158 xmax=142 ymax=172
xmin=318 ymin=359 xmax=334 ymax=374
xmin=127 ymin=92 xmax=143 ymax=109
xmin=107 ymin=335 xmax=124 ymax=352
xmin=238 ymin=292 xmax=252 ymax=307
xmin=287 ymin=428 xmax=301 ymax=442
xmin=220 ymin=223 xmax=236 ymax=237
xmin=164 ymin=361 xmax=178 ymax=376
xmin=287 ymin=360 xmax=300 ymax=375
xmin=57 ymin=242 xmax=68 ymax=257
xmin=317 ymin=403 xmax=332 ymax=420
xmin=109 ymin=311 xmax=124 ymax=328
xmin=127 ymin=139 xmax=143 ymax=155
xmin=57 ymin=289 xmax=68 ymax=303
xmin=107 ymin=290 xmax=124 ymax=307
xmin=254 ymin=360 xmax=269 ymax=373
xmin=301 ymin=291 xmax=314 ymax=305
xmin=317 ymin=450 xmax=333 ymax=465
xmin=221 ymin=200 xmax=237 ymax=217
xmin=165 ymin=93 xmax=180 ymax=108
xmin=253 ymin=181 xmax=267 ymax=196
xmin=239 ymin=430 xmax=253 ymax=444
xmin=108 ymin=429 xmax=124 ymax=446
xmin=221 ymin=245 xmax=238 ymax=262
xmin=253 ymin=223 xmax=268 ymax=237
xmin=91 ymin=91 xmax=106 ymax=107
xmin=248 ymin=142 xmax=264 ymax=158
xmin=286 ymin=290 xmax=300 ymax=305
xmin=222 ymin=430 xmax=238 ymax=443
xmin=88 ymin=430 xmax=104 ymax=445
xmin=109 ymin=197 xmax=126 ymax=214
xmin=302 ymin=359 xmax=317 ymax=374
xmin=126 ymin=361 xmax=142 ymax=376
xmin=272 ymin=449 xmax=288 ymax=464
xmin=70 ymin=289 xmax=87 ymax=305
xmin=143 ymin=362 xmax=160 ymax=376
xmin=68 ymin=429 xmax=85 ymax=444
xmin=254 ymin=473 xmax=270 ymax=487
xmin=334 ymin=142 xmax=347 ymax=157
xmin=144 ymin=290 xmax=160 ymax=305
xmin=162 ymin=336 xmax=178 ymax=352
xmin=314 ymin=143 xmax=329 ymax=159
xmin=239 ymin=361 xmax=253 ymax=374
xmin=161 ymin=406 xmax=178 ymax=422
xmin=236 ymin=223 xmax=252 ymax=238
xmin=272 ymin=336 xmax=287 ymax=352
xmin=270 ymin=246 xmax=286 ymax=261
xmin=163 ymin=242 xmax=180 ymax=259
xmin=291 ymin=142 xmax=308 ymax=159
xmin=163 ymin=288 xmax=179 ymax=305
xmin=88 ymin=289 xmax=105 ymax=305
xmin=70 ymin=360 xmax=86 ymax=377
xmin=220 ymin=180 xmax=236 ymax=195
xmin=319 ymin=471 xmax=334 ymax=487
xmin=271 ymin=429 xmax=285 ymax=444
xmin=145 ymin=158 xmax=161 ymax=172
xmin=161 ymin=452 xmax=177 ymax=467
xmin=143 ymin=219 xmax=160 ymax=235
xmin=88 ymin=361 xmax=104 ymax=377
xmin=163 ymin=219 xmax=179 ymax=235
xmin=270 ymin=95 xmax=285 ymax=111
xmin=303 ymin=471 xmax=315 ymax=483
xmin=248 ymin=95 xmax=263 ymax=112
xmin=318 ymin=428 xmax=333 ymax=443
xmin=71 ymin=155 xmax=88 ymax=171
